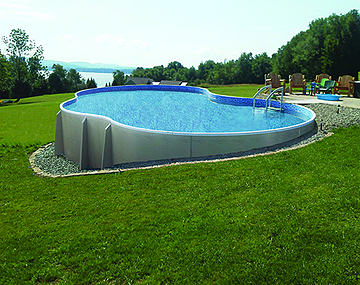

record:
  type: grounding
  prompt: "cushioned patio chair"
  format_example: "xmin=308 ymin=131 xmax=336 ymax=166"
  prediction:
xmin=334 ymin=75 xmax=355 ymax=97
xmin=264 ymin=73 xmax=285 ymax=93
xmin=318 ymin=80 xmax=336 ymax=94
xmin=314 ymin=78 xmax=330 ymax=93
xmin=289 ymin=73 xmax=306 ymax=94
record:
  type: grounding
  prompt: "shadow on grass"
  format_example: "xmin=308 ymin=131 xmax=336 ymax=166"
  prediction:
xmin=0 ymin=101 xmax=43 ymax=107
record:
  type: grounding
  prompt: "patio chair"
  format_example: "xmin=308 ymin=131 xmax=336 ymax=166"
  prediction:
xmin=289 ymin=73 xmax=306 ymax=94
xmin=315 ymin=73 xmax=332 ymax=83
xmin=334 ymin=75 xmax=355 ymax=96
xmin=264 ymin=73 xmax=285 ymax=93
xmin=305 ymin=82 xmax=317 ymax=95
xmin=314 ymin=78 xmax=330 ymax=93
xmin=318 ymin=80 xmax=336 ymax=94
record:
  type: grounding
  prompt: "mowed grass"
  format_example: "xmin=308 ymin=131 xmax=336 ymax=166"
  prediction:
xmin=206 ymin=84 xmax=263 ymax=97
xmin=0 ymin=93 xmax=74 ymax=144
xmin=1 ymin=87 xmax=360 ymax=284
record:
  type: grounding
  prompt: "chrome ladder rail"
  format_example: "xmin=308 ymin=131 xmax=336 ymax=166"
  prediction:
xmin=266 ymin=87 xmax=284 ymax=111
xmin=252 ymin=85 xmax=272 ymax=109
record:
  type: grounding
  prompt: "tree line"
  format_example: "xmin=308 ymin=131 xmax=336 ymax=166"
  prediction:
xmin=273 ymin=9 xmax=360 ymax=81
xmin=131 ymin=52 xmax=272 ymax=86
xmin=0 ymin=29 xmax=97 ymax=100
xmin=133 ymin=10 xmax=360 ymax=85
xmin=1 ymin=9 xmax=359 ymax=100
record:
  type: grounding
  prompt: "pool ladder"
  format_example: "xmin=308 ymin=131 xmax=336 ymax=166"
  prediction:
xmin=252 ymin=85 xmax=284 ymax=112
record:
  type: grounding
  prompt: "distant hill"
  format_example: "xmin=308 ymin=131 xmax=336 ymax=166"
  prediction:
xmin=43 ymin=60 xmax=135 ymax=74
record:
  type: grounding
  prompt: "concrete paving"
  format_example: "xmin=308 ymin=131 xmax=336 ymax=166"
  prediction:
xmin=281 ymin=93 xmax=360 ymax=109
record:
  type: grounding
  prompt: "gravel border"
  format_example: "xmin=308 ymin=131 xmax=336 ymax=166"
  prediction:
xmin=30 ymin=103 xmax=360 ymax=178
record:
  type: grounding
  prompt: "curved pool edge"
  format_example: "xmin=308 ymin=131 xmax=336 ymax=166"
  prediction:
xmin=55 ymin=85 xmax=316 ymax=169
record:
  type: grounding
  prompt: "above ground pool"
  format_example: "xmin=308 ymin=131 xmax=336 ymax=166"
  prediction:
xmin=55 ymin=85 xmax=316 ymax=169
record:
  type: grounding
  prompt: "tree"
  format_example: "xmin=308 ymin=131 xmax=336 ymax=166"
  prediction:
xmin=251 ymin=53 xmax=272 ymax=84
xmin=187 ymin=66 xmax=197 ymax=84
xmin=66 ymin=68 xmax=84 ymax=91
xmin=148 ymin=65 xmax=166 ymax=82
xmin=0 ymin=50 xmax=12 ymax=99
xmin=48 ymin=64 xmax=67 ymax=93
xmin=131 ymin=67 xmax=146 ymax=78
xmin=48 ymin=73 xmax=63 ymax=94
xmin=28 ymin=46 xmax=48 ymax=95
xmin=273 ymin=10 xmax=360 ymax=80
xmin=2 ymin=28 xmax=46 ymax=99
xmin=112 ymin=70 xmax=125 ymax=86
xmin=167 ymin=61 xmax=184 ymax=71
xmin=320 ymin=10 xmax=360 ymax=78
xmin=233 ymin=53 xmax=253 ymax=83
xmin=197 ymin=60 xmax=216 ymax=82
xmin=86 ymin=78 xmax=97 ymax=89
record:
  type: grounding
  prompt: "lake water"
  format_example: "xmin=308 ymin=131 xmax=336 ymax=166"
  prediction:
xmin=79 ymin=72 xmax=113 ymax=87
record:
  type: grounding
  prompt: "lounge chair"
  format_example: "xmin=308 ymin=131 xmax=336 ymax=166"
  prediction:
xmin=314 ymin=78 xmax=330 ymax=93
xmin=0 ymin=98 xmax=20 ymax=104
xmin=306 ymin=75 xmax=332 ymax=95
xmin=334 ymin=75 xmax=355 ymax=97
xmin=264 ymin=73 xmax=285 ymax=93
xmin=318 ymin=80 xmax=336 ymax=94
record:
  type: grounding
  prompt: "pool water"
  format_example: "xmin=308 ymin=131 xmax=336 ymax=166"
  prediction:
xmin=65 ymin=90 xmax=307 ymax=133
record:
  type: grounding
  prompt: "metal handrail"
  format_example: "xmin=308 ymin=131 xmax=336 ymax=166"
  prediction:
xmin=266 ymin=87 xmax=284 ymax=111
xmin=252 ymin=85 xmax=272 ymax=108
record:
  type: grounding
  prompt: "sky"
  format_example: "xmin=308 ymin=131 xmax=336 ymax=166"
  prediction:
xmin=0 ymin=0 xmax=359 ymax=68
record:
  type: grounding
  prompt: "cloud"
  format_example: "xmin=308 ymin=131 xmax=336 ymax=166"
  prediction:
xmin=191 ymin=47 xmax=227 ymax=61
xmin=56 ymin=35 xmax=76 ymax=44
xmin=0 ymin=0 xmax=55 ymax=21
xmin=96 ymin=34 xmax=151 ymax=52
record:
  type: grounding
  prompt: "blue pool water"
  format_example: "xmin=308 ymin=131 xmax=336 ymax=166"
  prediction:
xmin=65 ymin=90 xmax=307 ymax=133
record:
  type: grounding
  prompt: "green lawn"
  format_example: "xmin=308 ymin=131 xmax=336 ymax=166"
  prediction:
xmin=1 ymin=88 xmax=360 ymax=284
xmin=0 ymin=93 xmax=74 ymax=144
xmin=206 ymin=84 xmax=263 ymax=98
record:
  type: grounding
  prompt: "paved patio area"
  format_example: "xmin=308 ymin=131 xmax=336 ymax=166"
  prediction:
xmin=281 ymin=93 xmax=360 ymax=109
